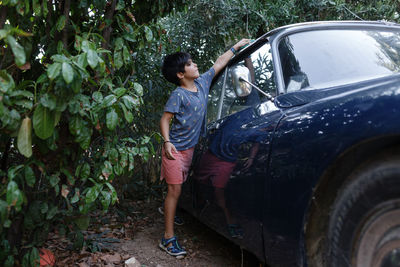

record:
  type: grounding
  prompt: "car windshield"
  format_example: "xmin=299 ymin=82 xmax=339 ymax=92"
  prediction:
xmin=278 ymin=29 xmax=400 ymax=92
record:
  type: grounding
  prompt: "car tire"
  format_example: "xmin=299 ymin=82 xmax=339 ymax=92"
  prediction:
xmin=325 ymin=156 xmax=400 ymax=267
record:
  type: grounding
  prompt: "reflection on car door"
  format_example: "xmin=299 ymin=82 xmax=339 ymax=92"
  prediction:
xmin=181 ymin=41 xmax=280 ymax=262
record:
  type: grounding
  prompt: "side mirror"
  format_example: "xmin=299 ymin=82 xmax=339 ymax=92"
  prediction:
xmin=231 ymin=65 xmax=252 ymax=97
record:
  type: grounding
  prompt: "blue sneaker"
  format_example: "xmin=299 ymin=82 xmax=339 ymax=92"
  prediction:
xmin=158 ymin=206 xmax=184 ymax=226
xmin=159 ymin=236 xmax=187 ymax=258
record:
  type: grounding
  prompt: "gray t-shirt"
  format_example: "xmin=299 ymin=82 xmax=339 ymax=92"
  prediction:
xmin=164 ymin=67 xmax=215 ymax=150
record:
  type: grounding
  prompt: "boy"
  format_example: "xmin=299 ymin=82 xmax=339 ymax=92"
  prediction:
xmin=159 ymin=39 xmax=250 ymax=258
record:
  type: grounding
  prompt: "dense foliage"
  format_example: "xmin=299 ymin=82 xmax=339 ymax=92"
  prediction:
xmin=0 ymin=0 xmax=172 ymax=265
xmin=1 ymin=0 xmax=399 ymax=265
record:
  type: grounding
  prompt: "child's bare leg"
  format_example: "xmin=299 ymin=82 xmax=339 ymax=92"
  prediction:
xmin=215 ymin=187 xmax=234 ymax=224
xmin=164 ymin=183 xmax=182 ymax=239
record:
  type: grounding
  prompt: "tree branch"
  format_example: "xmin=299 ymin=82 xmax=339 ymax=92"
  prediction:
xmin=102 ymin=0 xmax=118 ymax=50
xmin=62 ymin=0 xmax=71 ymax=49
xmin=0 ymin=6 xmax=7 ymax=29
xmin=1 ymin=138 xmax=11 ymax=172
xmin=46 ymin=0 xmax=54 ymax=40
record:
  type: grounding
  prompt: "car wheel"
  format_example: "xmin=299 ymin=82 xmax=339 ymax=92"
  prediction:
xmin=327 ymin=157 xmax=400 ymax=267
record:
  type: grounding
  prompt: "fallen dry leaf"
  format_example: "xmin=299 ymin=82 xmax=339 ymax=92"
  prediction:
xmin=100 ymin=253 xmax=122 ymax=263
xmin=78 ymin=262 xmax=90 ymax=267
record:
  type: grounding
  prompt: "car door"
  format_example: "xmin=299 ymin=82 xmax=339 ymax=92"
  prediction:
xmin=180 ymin=40 xmax=284 ymax=262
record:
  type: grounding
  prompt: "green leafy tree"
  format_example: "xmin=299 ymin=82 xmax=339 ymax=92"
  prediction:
xmin=0 ymin=0 xmax=178 ymax=265
xmin=1 ymin=0 xmax=399 ymax=265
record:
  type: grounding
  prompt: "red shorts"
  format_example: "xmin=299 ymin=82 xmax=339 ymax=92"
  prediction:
xmin=160 ymin=147 xmax=194 ymax=185
xmin=195 ymin=151 xmax=236 ymax=189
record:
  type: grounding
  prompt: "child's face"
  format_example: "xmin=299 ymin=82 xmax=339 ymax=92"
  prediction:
xmin=183 ymin=59 xmax=199 ymax=79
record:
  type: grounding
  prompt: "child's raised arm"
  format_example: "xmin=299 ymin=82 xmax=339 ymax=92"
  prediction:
xmin=212 ymin=39 xmax=251 ymax=76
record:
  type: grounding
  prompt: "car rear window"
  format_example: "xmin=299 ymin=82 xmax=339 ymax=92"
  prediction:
xmin=278 ymin=29 xmax=400 ymax=92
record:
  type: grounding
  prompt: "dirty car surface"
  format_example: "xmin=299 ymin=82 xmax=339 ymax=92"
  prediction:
xmin=180 ymin=21 xmax=400 ymax=267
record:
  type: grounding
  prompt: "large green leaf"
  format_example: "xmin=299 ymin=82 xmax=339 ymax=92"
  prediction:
xmin=33 ymin=104 xmax=55 ymax=139
xmin=0 ymin=70 xmax=15 ymax=93
xmin=108 ymin=148 xmax=119 ymax=164
xmin=51 ymin=54 xmax=69 ymax=63
xmin=102 ymin=161 xmax=113 ymax=179
xmin=123 ymin=46 xmax=130 ymax=63
xmin=120 ymin=102 xmax=133 ymax=123
xmin=103 ymin=95 xmax=117 ymax=107
xmin=6 ymin=181 xmax=23 ymax=212
xmin=7 ymin=165 xmax=24 ymax=180
xmin=40 ymin=93 xmax=57 ymax=110
xmin=54 ymin=111 xmax=61 ymax=127
xmin=119 ymin=148 xmax=128 ymax=168
xmin=133 ymin=82 xmax=143 ymax=96
xmin=85 ymin=186 xmax=100 ymax=204
xmin=105 ymin=182 xmax=118 ymax=205
xmin=87 ymin=49 xmax=98 ymax=68
xmin=76 ymin=53 xmax=88 ymax=68
xmin=24 ymin=166 xmax=35 ymax=187
xmin=48 ymin=174 xmax=60 ymax=187
xmin=56 ymin=15 xmax=66 ymax=31
xmin=47 ymin=62 xmax=62 ymax=80
xmin=114 ymin=87 xmax=127 ymax=97
xmin=122 ymin=95 xmax=139 ymax=109
xmin=74 ymin=35 xmax=83 ymax=51
xmin=29 ymin=248 xmax=39 ymax=267
xmin=17 ymin=117 xmax=32 ymax=158
xmin=14 ymin=100 xmax=33 ymax=110
xmin=100 ymin=191 xmax=111 ymax=211
xmin=114 ymin=51 xmax=123 ymax=69
xmin=6 ymin=35 xmax=26 ymax=66
xmin=71 ymin=74 xmax=82 ymax=93
xmin=144 ymin=26 xmax=153 ymax=41
xmin=62 ymin=62 xmax=74 ymax=84
xmin=0 ymin=29 xmax=8 ymax=40
xmin=69 ymin=115 xmax=83 ymax=136
xmin=75 ymin=125 xmax=92 ymax=150
xmin=9 ymin=90 xmax=33 ymax=98
xmin=92 ymin=91 xmax=103 ymax=102
xmin=115 ymin=37 xmax=124 ymax=50
xmin=80 ymin=163 xmax=90 ymax=179
xmin=106 ymin=108 xmax=118 ymax=130
xmin=70 ymin=189 xmax=80 ymax=204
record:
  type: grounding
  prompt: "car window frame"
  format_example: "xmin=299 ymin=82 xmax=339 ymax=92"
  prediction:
xmin=210 ymin=39 xmax=276 ymax=122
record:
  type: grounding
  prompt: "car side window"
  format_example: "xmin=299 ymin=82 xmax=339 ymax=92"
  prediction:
xmin=206 ymin=69 xmax=226 ymax=123
xmin=206 ymin=42 xmax=276 ymax=122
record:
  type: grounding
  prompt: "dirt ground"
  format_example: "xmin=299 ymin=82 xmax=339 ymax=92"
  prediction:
xmin=45 ymin=199 xmax=260 ymax=267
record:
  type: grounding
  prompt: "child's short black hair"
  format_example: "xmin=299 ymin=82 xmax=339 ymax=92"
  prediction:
xmin=162 ymin=52 xmax=191 ymax=86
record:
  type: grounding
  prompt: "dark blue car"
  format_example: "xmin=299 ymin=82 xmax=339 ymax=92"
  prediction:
xmin=180 ymin=21 xmax=400 ymax=267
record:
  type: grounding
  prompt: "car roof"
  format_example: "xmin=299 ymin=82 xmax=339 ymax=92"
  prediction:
xmin=264 ymin=20 xmax=400 ymax=37
xmin=237 ymin=20 xmax=400 ymax=55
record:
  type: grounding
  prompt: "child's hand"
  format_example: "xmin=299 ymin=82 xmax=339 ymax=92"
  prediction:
xmin=243 ymin=158 xmax=254 ymax=170
xmin=164 ymin=142 xmax=177 ymax=160
xmin=233 ymin=39 xmax=251 ymax=51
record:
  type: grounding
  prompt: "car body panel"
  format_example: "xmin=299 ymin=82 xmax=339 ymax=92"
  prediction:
xmin=264 ymin=75 xmax=400 ymax=266
xmin=179 ymin=21 xmax=400 ymax=266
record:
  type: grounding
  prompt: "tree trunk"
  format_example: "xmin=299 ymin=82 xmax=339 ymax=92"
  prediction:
xmin=46 ymin=0 xmax=54 ymax=40
xmin=62 ymin=0 xmax=71 ymax=49
xmin=0 ymin=6 xmax=7 ymax=29
xmin=1 ymin=138 xmax=11 ymax=172
xmin=102 ymin=0 xmax=118 ymax=50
